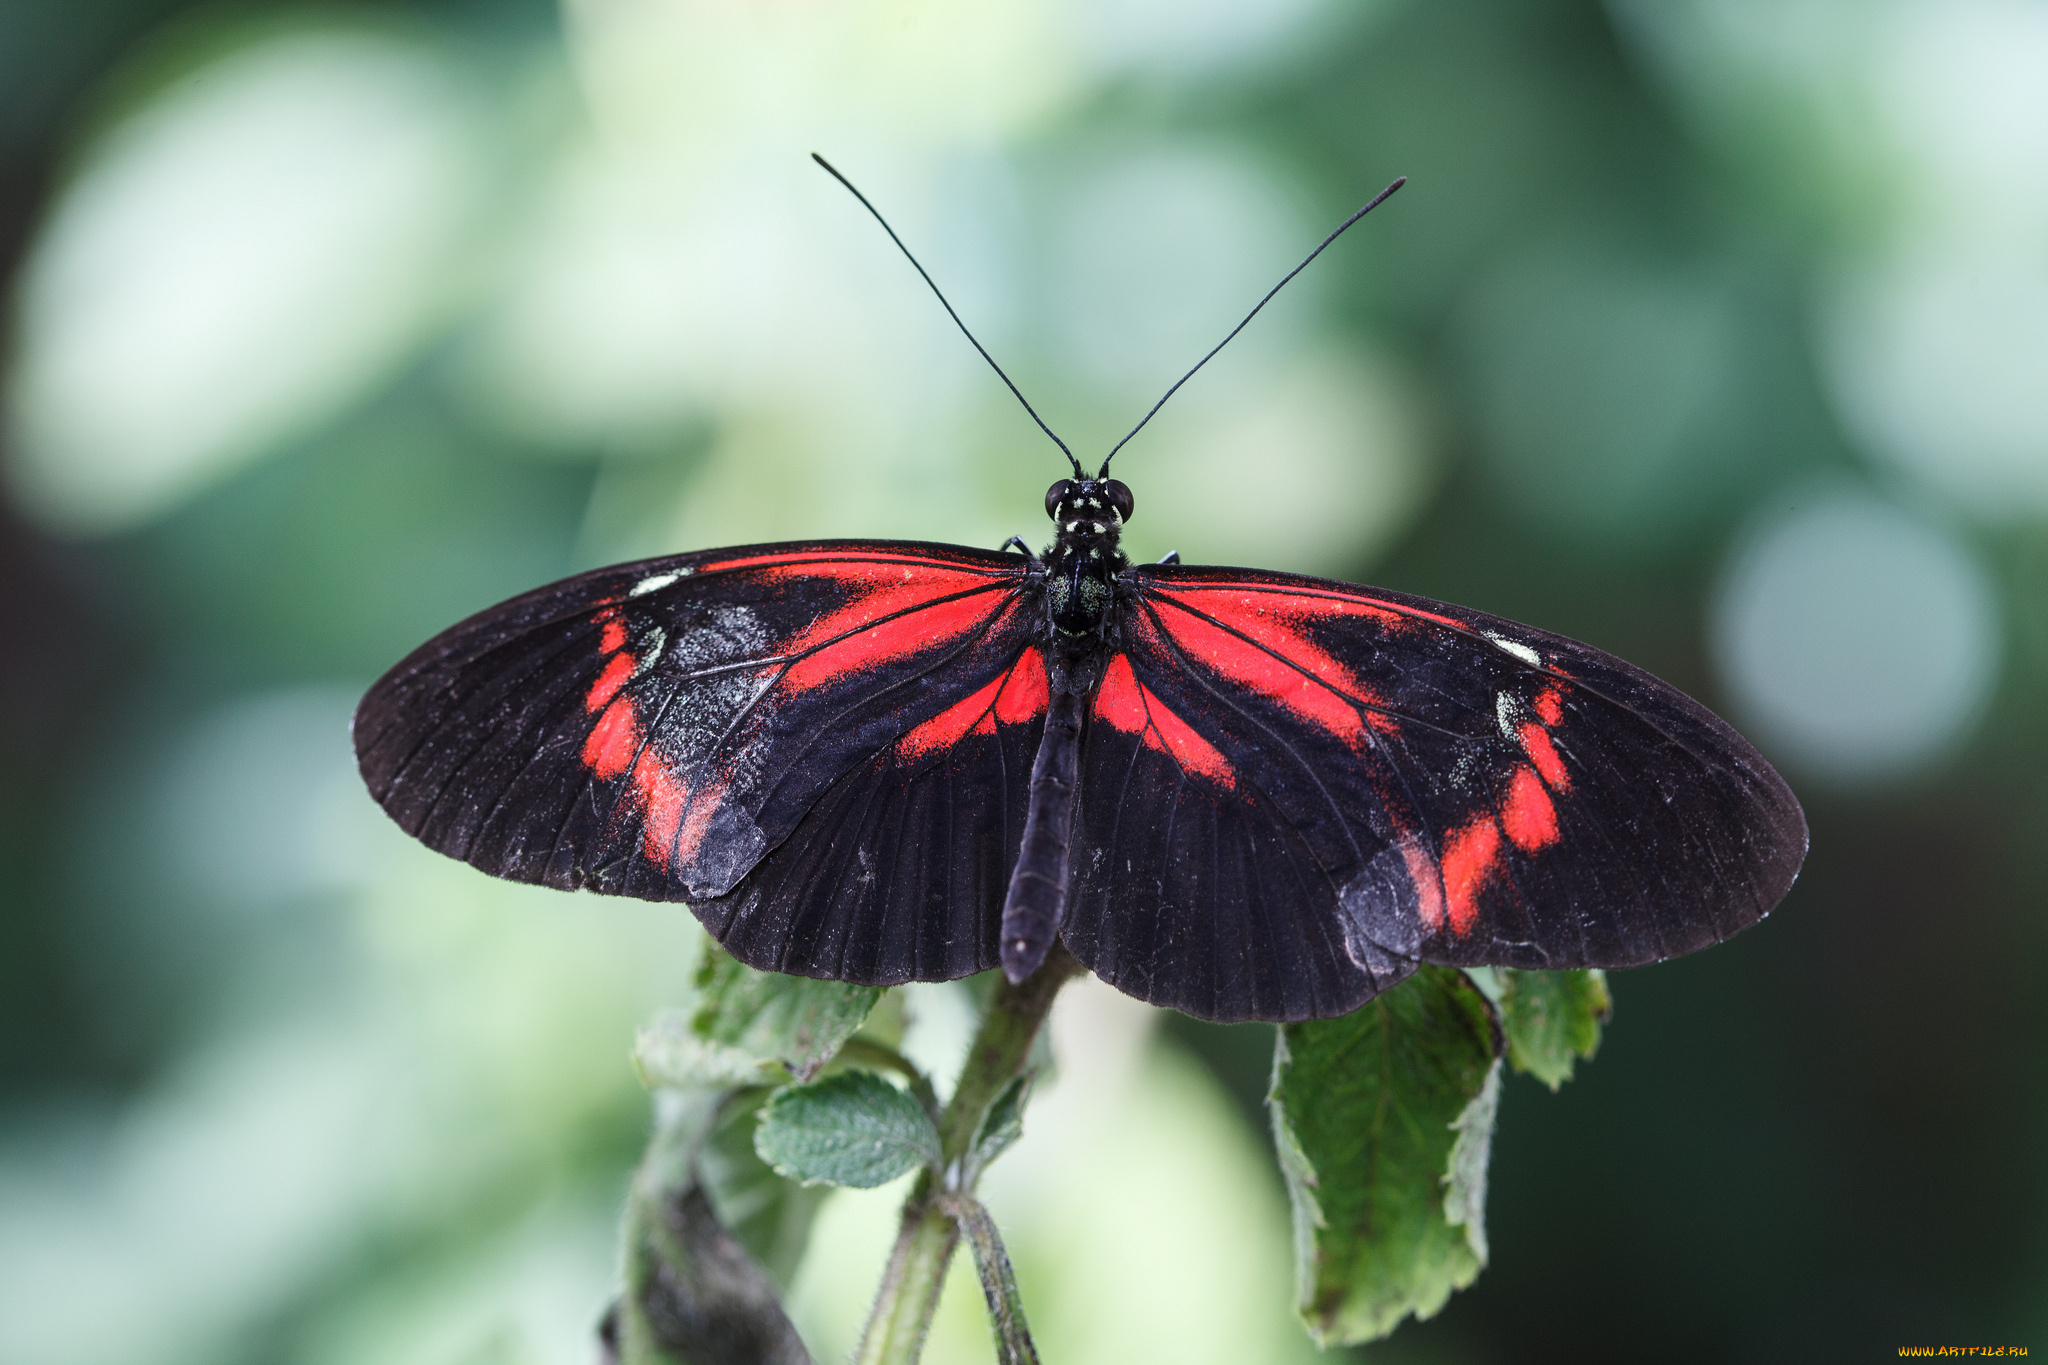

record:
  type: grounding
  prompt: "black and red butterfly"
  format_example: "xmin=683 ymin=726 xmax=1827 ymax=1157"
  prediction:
xmin=354 ymin=161 xmax=1805 ymax=1024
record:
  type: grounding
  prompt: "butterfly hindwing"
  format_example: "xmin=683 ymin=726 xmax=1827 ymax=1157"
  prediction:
xmin=1061 ymin=564 xmax=1805 ymax=1022
xmin=693 ymin=643 xmax=1050 ymax=983
xmin=1063 ymin=651 xmax=1411 ymax=1022
xmin=354 ymin=540 xmax=1044 ymax=978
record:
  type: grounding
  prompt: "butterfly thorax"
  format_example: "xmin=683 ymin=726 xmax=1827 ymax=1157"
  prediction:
xmin=1041 ymin=477 xmax=1132 ymax=642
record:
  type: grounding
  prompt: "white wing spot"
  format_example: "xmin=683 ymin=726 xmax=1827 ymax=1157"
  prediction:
xmin=1496 ymin=691 xmax=1520 ymax=742
xmin=634 ymin=627 xmax=668 ymax=677
xmin=1483 ymin=631 xmax=1542 ymax=666
xmin=630 ymin=570 xmax=686 ymax=596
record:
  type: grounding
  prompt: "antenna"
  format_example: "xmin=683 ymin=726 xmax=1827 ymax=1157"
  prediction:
xmin=812 ymin=153 xmax=1082 ymax=479
xmin=1097 ymin=176 xmax=1406 ymax=478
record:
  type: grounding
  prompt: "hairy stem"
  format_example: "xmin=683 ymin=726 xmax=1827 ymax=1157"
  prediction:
xmin=943 ymin=1192 xmax=1040 ymax=1365
xmin=854 ymin=943 xmax=1082 ymax=1365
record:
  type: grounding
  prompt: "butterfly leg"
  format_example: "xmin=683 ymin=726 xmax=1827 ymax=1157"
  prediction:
xmin=1156 ymin=550 xmax=1180 ymax=565
xmin=999 ymin=536 xmax=1041 ymax=562
xmin=999 ymin=686 xmax=1083 ymax=982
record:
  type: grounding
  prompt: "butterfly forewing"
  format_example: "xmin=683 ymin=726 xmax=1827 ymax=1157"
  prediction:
xmin=1062 ymin=563 xmax=1806 ymax=1020
xmin=354 ymin=540 xmax=1042 ymax=931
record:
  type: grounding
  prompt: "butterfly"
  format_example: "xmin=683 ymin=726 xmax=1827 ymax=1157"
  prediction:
xmin=353 ymin=159 xmax=1806 ymax=1024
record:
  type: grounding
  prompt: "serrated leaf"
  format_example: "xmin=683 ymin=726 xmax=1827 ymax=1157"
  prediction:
xmin=1269 ymin=965 xmax=1503 ymax=1346
xmin=755 ymin=1071 xmax=941 ymax=1189
xmin=634 ymin=1015 xmax=783 ymax=1090
xmin=691 ymin=944 xmax=884 ymax=1082
xmin=963 ymin=1072 xmax=1032 ymax=1184
xmin=1497 ymin=968 xmax=1611 ymax=1090
xmin=1442 ymin=1060 xmax=1501 ymax=1261
xmin=698 ymin=1089 xmax=831 ymax=1288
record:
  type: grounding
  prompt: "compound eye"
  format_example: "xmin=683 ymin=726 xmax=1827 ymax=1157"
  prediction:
xmin=1045 ymin=479 xmax=1074 ymax=519
xmin=1103 ymin=479 xmax=1135 ymax=523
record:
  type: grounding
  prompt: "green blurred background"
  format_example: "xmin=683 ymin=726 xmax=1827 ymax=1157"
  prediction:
xmin=2 ymin=1 xmax=2043 ymax=1361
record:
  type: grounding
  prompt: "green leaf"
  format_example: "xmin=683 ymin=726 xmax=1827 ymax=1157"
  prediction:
xmin=1268 ymin=965 xmax=1504 ymax=1346
xmin=635 ymin=944 xmax=883 ymax=1090
xmin=755 ymin=1071 xmax=942 ymax=1189
xmin=1442 ymin=1059 xmax=1501 ymax=1261
xmin=693 ymin=943 xmax=885 ymax=1081
xmin=1497 ymin=968 xmax=1611 ymax=1090
xmin=634 ymin=1018 xmax=784 ymax=1091
xmin=962 ymin=1072 xmax=1032 ymax=1184
xmin=697 ymin=1088 xmax=832 ymax=1288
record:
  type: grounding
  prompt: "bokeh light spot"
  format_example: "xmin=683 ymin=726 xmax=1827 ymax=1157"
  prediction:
xmin=1711 ymin=484 xmax=2000 ymax=783
xmin=1458 ymin=241 xmax=1762 ymax=547
xmin=1821 ymin=246 xmax=2048 ymax=516
xmin=1120 ymin=347 xmax=1429 ymax=576
xmin=1053 ymin=147 xmax=1308 ymax=399
xmin=1067 ymin=0 xmax=1330 ymax=76
xmin=4 ymin=26 xmax=488 ymax=535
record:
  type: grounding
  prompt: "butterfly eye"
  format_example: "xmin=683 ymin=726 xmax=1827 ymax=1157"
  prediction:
xmin=1045 ymin=479 xmax=1075 ymax=519
xmin=1103 ymin=479 xmax=1134 ymax=523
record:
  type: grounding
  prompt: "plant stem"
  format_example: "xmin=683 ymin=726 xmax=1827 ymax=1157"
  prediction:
xmin=943 ymin=1192 xmax=1040 ymax=1365
xmin=854 ymin=944 xmax=1082 ymax=1365
xmin=855 ymin=1199 xmax=959 ymax=1365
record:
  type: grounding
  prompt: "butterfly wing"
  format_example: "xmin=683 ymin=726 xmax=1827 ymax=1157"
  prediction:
xmin=354 ymin=540 xmax=1047 ymax=983
xmin=1061 ymin=563 xmax=1806 ymax=1022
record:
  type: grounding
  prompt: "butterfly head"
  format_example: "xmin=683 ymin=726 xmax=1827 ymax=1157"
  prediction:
xmin=1045 ymin=477 xmax=1134 ymax=537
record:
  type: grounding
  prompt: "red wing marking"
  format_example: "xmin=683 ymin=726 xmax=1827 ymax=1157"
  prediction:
xmin=1519 ymin=721 xmax=1570 ymax=790
xmin=782 ymin=590 xmax=1012 ymax=694
xmin=632 ymin=747 xmax=689 ymax=863
xmin=1417 ymin=762 xmax=1562 ymax=940
xmin=583 ymin=699 xmax=641 ymax=780
xmin=1500 ymin=766 xmax=1560 ymax=852
xmin=571 ymin=552 xmax=1030 ymax=879
xmin=1159 ymin=578 xmax=1471 ymax=634
xmin=1163 ymin=583 xmax=1404 ymax=635
xmin=1440 ymin=816 xmax=1501 ymax=936
xmin=696 ymin=549 xmax=1008 ymax=577
xmin=1380 ymin=601 xmax=1467 ymax=632
xmin=993 ymin=647 xmax=1048 ymax=725
xmin=676 ymin=553 xmax=1018 ymax=696
xmin=778 ymin=580 xmax=1014 ymax=696
xmin=896 ymin=673 xmax=1006 ymax=760
xmin=580 ymin=689 xmax=728 ymax=873
xmin=1532 ymin=686 xmax=1564 ymax=727
xmin=1156 ymin=589 xmax=1399 ymax=713
xmin=894 ymin=646 xmax=1050 ymax=763
xmin=1095 ymin=655 xmax=1235 ymax=788
xmin=642 ymin=758 xmax=723 ymax=872
xmin=1401 ymin=836 xmax=1448 ymax=934
xmin=762 ymin=562 xmax=991 ymax=615
xmin=1143 ymin=598 xmax=1386 ymax=751
xmin=586 ymin=653 xmax=635 ymax=714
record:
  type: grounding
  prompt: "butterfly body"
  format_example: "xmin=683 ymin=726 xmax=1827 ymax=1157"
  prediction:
xmin=997 ymin=476 xmax=1135 ymax=981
